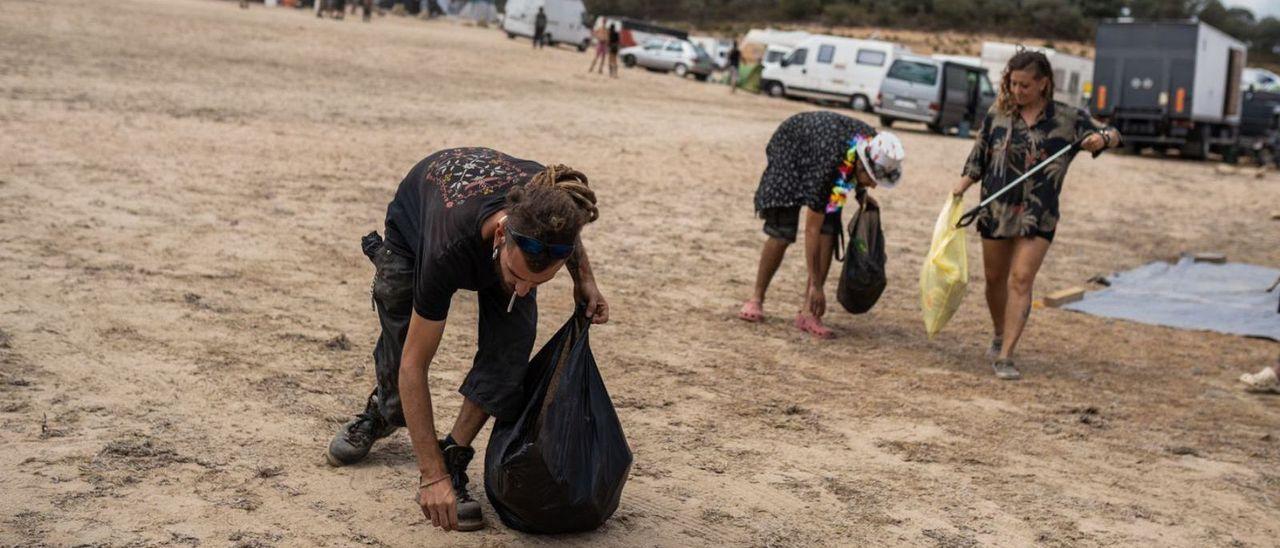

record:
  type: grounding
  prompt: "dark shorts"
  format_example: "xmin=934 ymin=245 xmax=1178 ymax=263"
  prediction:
xmin=369 ymin=243 xmax=537 ymax=425
xmin=761 ymin=206 xmax=840 ymax=243
xmin=978 ymin=227 xmax=1056 ymax=243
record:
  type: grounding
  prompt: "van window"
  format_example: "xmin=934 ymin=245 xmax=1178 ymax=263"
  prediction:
xmin=817 ymin=45 xmax=836 ymax=64
xmin=644 ymin=40 xmax=663 ymax=50
xmin=856 ymin=49 xmax=886 ymax=67
xmin=1053 ymin=69 xmax=1066 ymax=92
xmin=765 ymin=50 xmax=787 ymax=64
xmin=887 ymin=60 xmax=938 ymax=86
xmin=980 ymin=74 xmax=994 ymax=95
xmin=787 ymin=48 xmax=807 ymax=66
xmin=665 ymin=41 xmax=684 ymax=52
xmin=1068 ymin=72 xmax=1080 ymax=95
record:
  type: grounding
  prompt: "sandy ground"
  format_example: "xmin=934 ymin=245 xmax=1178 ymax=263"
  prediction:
xmin=2 ymin=1 xmax=1279 ymax=546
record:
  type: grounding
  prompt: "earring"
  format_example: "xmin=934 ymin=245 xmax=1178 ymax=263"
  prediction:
xmin=492 ymin=245 xmax=499 ymax=260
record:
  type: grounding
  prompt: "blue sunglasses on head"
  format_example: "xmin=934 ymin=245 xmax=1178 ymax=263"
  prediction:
xmin=507 ymin=226 xmax=575 ymax=259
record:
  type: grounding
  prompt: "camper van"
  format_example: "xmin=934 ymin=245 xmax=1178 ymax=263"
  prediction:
xmin=760 ymin=45 xmax=793 ymax=69
xmin=876 ymin=54 xmax=996 ymax=135
xmin=981 ymin=42 xmax=1093 ymax=110
xmin=759 ymin=35 xmax=905 ymax=112
xmin=502 ymin=0 xmax=592 ymax=52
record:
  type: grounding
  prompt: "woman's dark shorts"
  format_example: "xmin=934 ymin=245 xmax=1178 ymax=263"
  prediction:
xmin=761 ymin=206 xmax=840 ymax=243
xmin=370 ymin=243 xmax=536 ymax=426
xmin=978 ymin=226 xmax=1056 ymax=243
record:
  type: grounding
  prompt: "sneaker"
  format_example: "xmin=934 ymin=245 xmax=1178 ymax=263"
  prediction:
xmin=326 ymin=394 xmax=397 ymax=466
xmin=992 ymin=358 xmax=1021 ymax=380
xmin=439 ymin=439 xmax=485 ymax=531
xmin=986 ymin=337 xmax=1003 ymax=359
xmin=1240 ymin=366 xmax=1280 ymax=394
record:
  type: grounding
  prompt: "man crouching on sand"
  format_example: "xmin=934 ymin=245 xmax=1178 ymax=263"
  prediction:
xmin=326 ymin=147 xmax=609 ymax=532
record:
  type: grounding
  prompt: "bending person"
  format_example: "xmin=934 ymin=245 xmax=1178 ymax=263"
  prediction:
xmin=740 ymin=111 xmax=903 ymax=338
xmin=952 ymin=50 xmax=1121 ymax=380
xmin=326 ymin=148 xmax=609 ymax=533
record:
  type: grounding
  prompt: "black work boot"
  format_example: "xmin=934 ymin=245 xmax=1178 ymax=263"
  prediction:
xmin=439 ymin=438 xmax=485 ymax=531
xmin=326 ymin=393 xmax=397 ymax=466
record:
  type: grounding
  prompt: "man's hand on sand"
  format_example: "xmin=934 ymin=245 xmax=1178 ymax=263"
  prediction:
xmin=418 ymin=478 xmax=457 ymax=531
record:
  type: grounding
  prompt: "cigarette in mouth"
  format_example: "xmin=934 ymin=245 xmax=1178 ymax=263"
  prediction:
xmin=507 ymin=292 xmax=517 ymax=313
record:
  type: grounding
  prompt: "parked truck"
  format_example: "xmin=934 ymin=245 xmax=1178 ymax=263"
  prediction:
xmin=1092 ymin=21 xmax=1247 ymax=161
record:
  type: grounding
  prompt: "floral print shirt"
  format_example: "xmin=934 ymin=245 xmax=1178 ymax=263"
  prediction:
xmin=962 ymin=101 xmax=1107 ymax=239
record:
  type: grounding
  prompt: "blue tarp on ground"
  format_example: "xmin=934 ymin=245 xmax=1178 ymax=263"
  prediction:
xmin=1062 ymin=257 xmax=1280 ymax=341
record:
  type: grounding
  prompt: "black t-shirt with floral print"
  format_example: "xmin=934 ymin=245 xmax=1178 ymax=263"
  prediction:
xmin=383 ymin=147 xmax=543 ymax=321
xmin=754 ymin=111 xmax=876 ymax=214
xmin=962 ymin=101 xmax=1106 ymax=241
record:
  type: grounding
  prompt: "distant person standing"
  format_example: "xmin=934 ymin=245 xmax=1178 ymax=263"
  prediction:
xmin=607 ymin=23 xmax=620 ymax=78
xmin=588 ymin=25 xmax=607 ymax=74
xmin=727 ymin=40 xmax=742 ymax=94
xmin=533 ymin=7 xmax=547 ymax=49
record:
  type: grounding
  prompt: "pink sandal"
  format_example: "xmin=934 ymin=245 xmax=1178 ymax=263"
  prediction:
xmin=794 ymin=313 xmax=835 ymax=339
xmin=738 ymin=299 xmax=764 ymax=322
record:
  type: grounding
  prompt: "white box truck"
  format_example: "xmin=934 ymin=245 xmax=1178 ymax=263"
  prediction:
xmin=1093 ymin=21 xmax=1247 ymax=160
xmin=502 ymin=0 xmax=592 ymax=52
xmin=759 ymin=35 xmax=906 ymax=112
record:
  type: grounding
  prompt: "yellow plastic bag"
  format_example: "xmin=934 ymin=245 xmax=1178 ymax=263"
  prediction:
xmin=920 ymin=195 xmax=968 ymax=338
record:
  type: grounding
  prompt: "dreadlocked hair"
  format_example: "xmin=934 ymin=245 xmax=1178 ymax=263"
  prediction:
xmin=504 ymin=164 xmax=598 ymax=272
xmin=996 ymin=49 xmax=1055 ymax=116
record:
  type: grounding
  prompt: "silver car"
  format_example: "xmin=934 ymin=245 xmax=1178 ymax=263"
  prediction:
xmin=619 ymin=39 xmax=715 ymax=81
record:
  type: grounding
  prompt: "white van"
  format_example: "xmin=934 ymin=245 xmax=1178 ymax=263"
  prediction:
xmin=502 ymin=0 xmax=593 ymax=52
xmin=759 ymin=35 xmax=906 ymax=111
xmin=760 ymin=44 xmax=793 ymax=69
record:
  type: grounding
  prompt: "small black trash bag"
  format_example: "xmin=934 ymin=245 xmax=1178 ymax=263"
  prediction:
xmin=484 ymin=311 xmax=632 ymax=534
xmin=837 ymin=200 xmax=887 ymax=314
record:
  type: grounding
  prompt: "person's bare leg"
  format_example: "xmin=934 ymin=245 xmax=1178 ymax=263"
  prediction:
xmin=982 ymin=238 xmax=1015 ymax=338
xmin=998 ymin=236 xmax=1052 ymax=360
xmin=448 ymin=397 xmax=490 ymax=447
xmin=751 ymin=237 xmax=790 ymax=303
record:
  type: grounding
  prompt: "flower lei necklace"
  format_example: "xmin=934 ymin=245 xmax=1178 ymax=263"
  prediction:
xmin=826 ymin=134 xmax=870 ymax=214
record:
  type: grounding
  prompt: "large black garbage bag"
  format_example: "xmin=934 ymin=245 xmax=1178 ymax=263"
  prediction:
xmin=837 ymin=200 xmax=887 ymax=314
xmin=484 ymin=311 xmax=632 ymax=534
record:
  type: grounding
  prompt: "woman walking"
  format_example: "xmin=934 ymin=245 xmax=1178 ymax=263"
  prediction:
xmin=952 ymin=50 xmax=1121 ymax=380
xmin=739 ymin=111 xmax=904 ymax=339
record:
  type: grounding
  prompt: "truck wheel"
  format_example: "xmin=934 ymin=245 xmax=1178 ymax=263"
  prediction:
xmin=1180 ymin=126 xmax=1211 ymax=160
xmin=623 ymin=55 xmax=636 ymax=67
xmin=850 ymin=94 xmax=871 ymax=112
xmin=1223 ymin=147 xmax=1240 ymax=165
xmin=674 ymin=63 xmax=689 ymax=78
xmin=765 ymin=81 xmax=785 ymax=97
xmin=694 ymin=73 xmax=708 ymax=82
xmin=544 ymin=34 xmax=553 ymax=46
xmin=879 ymin=116 xmax=894 ymax=128
xmin=577 ymin=41 xmax=588 ymax=52
xmin=507 ymin=32 xmax=516 ymax=39
xmin=927 ymin=123 xmax=944 ymax=134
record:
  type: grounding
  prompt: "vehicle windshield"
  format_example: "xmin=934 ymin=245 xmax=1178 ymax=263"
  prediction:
xmin=693 ymin=44 xmax=711 ymax=60
xmin=887 ymin=60 xmax=938 ymax=86
xmin=765 ymin=50 xmax=786 ymax=64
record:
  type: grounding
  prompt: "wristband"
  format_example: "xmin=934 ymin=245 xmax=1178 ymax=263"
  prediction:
xmin=419 ymin=473 xmax=450 ymax=490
